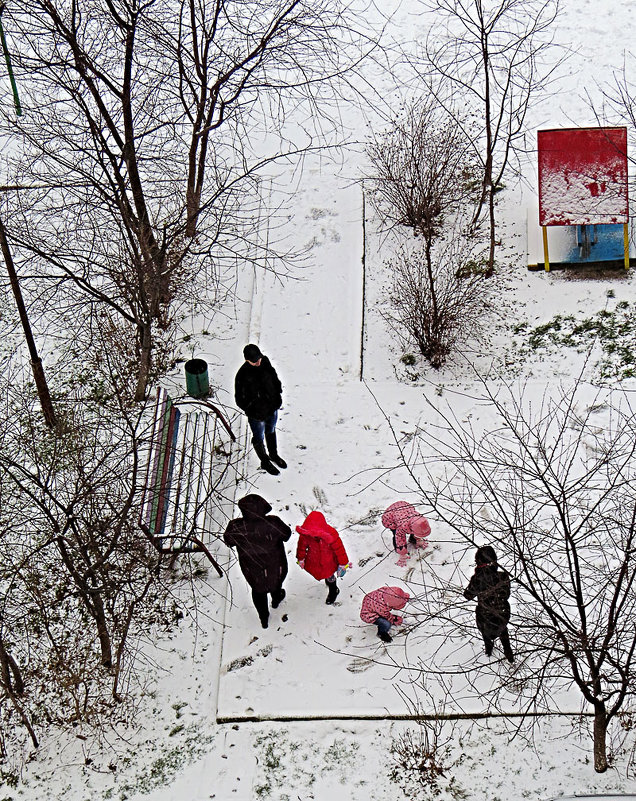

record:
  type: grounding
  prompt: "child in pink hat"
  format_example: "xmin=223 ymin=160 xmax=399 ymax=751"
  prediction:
xmin=360 ymin=586 xmax=410 ymax=643
xmin=381 ymin=501 xmax=431 ymax=566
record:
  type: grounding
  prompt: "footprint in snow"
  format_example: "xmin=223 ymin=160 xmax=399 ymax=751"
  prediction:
xmin=226 ymin=645 xmax=272 ymax=672
xmin=312 ymin=486 xmax=328 ymax=506
xmin=226 ymin=655 xmax=254 ymax=672
xmin=308 ymin=207 xmax=336 ymax=220
xmin=346 ymin=657 xmax=374 ymax=673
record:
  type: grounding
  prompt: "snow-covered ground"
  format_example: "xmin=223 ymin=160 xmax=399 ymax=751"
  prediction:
xmin=9 ymin=0 xmax=636 ymax=799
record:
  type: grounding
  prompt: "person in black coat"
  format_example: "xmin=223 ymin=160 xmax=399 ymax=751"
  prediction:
xmin=463 ymin=545 xmax=514 ymax=663
xmin=234 ymin=343 xmax=286 ymax=476
xmin=223 ymin=494 xmax=291 ymax=629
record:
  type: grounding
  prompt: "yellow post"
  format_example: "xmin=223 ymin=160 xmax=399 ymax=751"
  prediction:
xmin=542 ymin=226 xmax=550 ymax=272
xmin=624 ymin=222 xmax=630 ymax=270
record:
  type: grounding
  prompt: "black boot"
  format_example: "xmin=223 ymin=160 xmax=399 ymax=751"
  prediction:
xmin=271 ymin=588 xmax=286 ymax=609
xmin=378 ymin=630 xmax=392 ymax=643
xmin=252 ymin=438 xmax=279 ymax=475
xmin=325 ymin=580 xmax=340 ymax=605
xmin=265 ymin=431 xmax=287 ymax=469
xmin=252 ymin=590 xmax=270 ymax=628
xmin=501 ymin=631 xmax=515 ymax=663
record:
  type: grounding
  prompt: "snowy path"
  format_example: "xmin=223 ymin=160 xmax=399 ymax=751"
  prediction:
xmin=213 ymin=170 xmax=569 ymax=724
xmin=214 ymin=174 xmax=417 ymax=720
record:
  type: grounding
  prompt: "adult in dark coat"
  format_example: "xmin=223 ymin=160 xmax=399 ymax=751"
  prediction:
xmin=223 ymin=494 xmax=291 ymax=629
xmin=234 ymin=343 xmax=286 ymax=476
xmin=463 ymin=545 xmax=514 ymax=663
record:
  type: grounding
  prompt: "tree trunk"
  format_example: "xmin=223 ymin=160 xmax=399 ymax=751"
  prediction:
xmin=481 ymin=26 xmax=496 ymax=277
xmin=55 ymin=536 xmax=113 ymax=668
xmin=185 ymin=184 xmax=201 ymax=238
xmin=0 ymin=637 xmax=24 ymax=695
xmin=424 ymin=230 xmax=439 ymax=327
xmin=421 ymin=223 xmax=443 ymax=367
xmin=593 ymin=702 xmax=608 ymax=773
xmin=135 ymin=321 xmax=152 ymax=403
xmin=486 ymin=184 xmax=496 ymax=277
xmin=470 ymin=176 xmax=489 ymax=232
xmin=0 ymin=636 xmax=36 ymax=746
xmin=92 ymin=593 xmax=113 ymax=669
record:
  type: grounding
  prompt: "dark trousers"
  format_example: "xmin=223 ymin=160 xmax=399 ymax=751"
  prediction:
xmin=479 ymin=623 xmax=514 ymax=661
xmin=251 ymin=580 xmax=285 ymax=623
xmin=375 ymin=616 xmax=392 ymax=636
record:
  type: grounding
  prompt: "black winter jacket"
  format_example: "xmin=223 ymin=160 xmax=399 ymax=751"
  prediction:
xmin=223 ymin=494 xmax=291 ymax=593
xmin=234 ymin=355 xmax=282 ymax=421
xmin=464 ymin=564 xmax=511 ymax=638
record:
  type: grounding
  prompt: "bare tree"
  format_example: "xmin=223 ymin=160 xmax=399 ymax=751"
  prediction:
xmin=591 ymin=60 xmax=636 ymax=218
xmin=366 ymin=96 xmax=479 ymax=239
xmin=382 ymin=237 xmax=494 ymax=368
xmin=1 ymin=0 xmax=379 ymax=400
xmin=382 ymin=377 xmax=636 ymax=772
xmin=0 ymin=358 xmax=235 ymax=754
xmin=366 ymin=97 xmax=489 ymax=368
xmin=0 ymin=381 xmax=153 ymax=670
xmin=418 ymin=0 xmax=561 ymax=274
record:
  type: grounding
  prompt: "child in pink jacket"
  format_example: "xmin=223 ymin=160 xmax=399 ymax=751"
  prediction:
xmin=360 ymin=586 xmax=410 ymax=643
xmin=382 ymin=501 xmax=431 ymax=566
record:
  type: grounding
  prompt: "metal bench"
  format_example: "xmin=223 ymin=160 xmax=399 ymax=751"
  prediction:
xmin=139 ymin=387 xmax=236 ymax=576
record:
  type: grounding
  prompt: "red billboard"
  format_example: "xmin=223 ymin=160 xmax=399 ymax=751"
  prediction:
xmin=538 ymin=127 xmax=628 ymax=226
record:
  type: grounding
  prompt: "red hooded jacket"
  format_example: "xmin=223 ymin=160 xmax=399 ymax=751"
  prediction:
xmin=296 ymin=511 xmax=349 ymax=581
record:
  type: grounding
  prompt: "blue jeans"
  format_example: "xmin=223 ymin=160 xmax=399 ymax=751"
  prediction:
xmin=248 ymin=410 xmax=278 ymax=443
xmin=376 ymin=616 xmax=392 ymax=635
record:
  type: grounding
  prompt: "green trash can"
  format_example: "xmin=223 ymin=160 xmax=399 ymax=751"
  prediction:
xmin=184 ymin=358 xmax=209 ymax=399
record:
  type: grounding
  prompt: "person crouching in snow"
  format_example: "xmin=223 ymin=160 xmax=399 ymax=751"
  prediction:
xmin=296 ymin=511 xmax=350 ymax=604
xmin=381 ymin=501 xmax=431 ymax=566
xmin=463 ymin=545 xmax=514 ymax=663
xmin=360 ymin=586 xmax=410 ymax=643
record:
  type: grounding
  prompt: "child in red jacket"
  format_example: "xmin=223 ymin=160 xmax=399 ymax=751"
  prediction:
xmin=296 ymin=511 xmax=350 ymax=604
xmin=360 ymin=586 xmax=410 ymax=643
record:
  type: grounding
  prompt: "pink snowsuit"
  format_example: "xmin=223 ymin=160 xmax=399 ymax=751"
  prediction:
xmin=360 ymin=586 xmax=410 ymax=626
xmin=381 ymin=501 xmax=431 ymax=564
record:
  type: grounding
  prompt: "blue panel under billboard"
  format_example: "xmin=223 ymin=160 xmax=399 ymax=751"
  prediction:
xmin=561 ymin=223 xmax=625 ymax=264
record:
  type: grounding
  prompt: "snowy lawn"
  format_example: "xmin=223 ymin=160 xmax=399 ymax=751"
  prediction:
xmin=9 ymin=0 xmax=636 ymax=798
